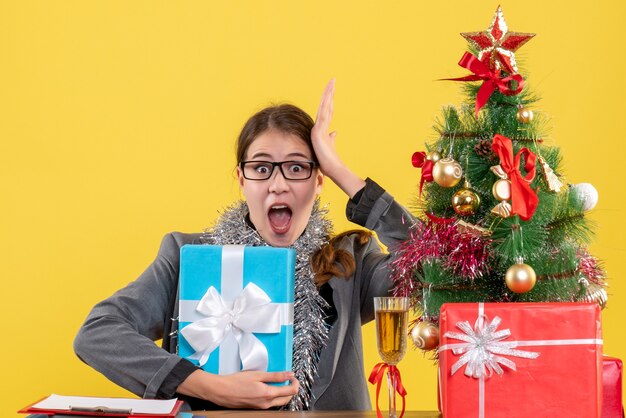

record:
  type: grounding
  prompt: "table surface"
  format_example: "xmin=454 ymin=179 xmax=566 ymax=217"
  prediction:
xmin=26 ymin=410 xmax=442 ymax=418
xmin=188 ymin=412 xmax=441 ymax=417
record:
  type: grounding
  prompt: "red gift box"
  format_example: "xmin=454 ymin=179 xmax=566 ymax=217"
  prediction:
xmin=439 ymin=302 xmax=603 ymax=418
xmin=603 ymin=356 xmax=624 ymax=418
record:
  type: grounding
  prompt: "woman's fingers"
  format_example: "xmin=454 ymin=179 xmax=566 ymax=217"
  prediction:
xmin=261 ymin=373 xmax=299 ymax=408
xmin=325 ymin=79 xmax=335 ymax=120
xmin=315 ymin=79 xmax=335 ymax=129
xmin=261 ymin=371 xmax=296 ymax=384
xmin=319 ymin=79 xmax=335 ymax=109
xmin=255 ymin=371 xmax=298 ymax=397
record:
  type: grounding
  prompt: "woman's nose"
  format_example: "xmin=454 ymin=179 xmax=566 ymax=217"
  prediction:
xmin=268 ymin=167 xmax=289 ymax=193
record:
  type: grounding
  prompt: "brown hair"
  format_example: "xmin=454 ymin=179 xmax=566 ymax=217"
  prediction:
xmin=236 ymin=103 xmax=366 ymax=284
xmin=311 ymin=230 xmax=372 ymax=286
xmin=236 ymin=104 xmax=317 ymax=164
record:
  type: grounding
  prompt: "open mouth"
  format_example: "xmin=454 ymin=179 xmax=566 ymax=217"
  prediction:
xmin=268 ymin=204 xmax=293 ymax=234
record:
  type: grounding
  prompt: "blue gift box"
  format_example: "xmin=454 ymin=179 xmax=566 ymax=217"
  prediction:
xmin=178 ymin=245 xmax=295 ymax=378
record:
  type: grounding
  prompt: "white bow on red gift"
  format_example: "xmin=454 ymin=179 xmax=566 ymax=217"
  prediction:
xmin=442 ymin=314 xmax=540 ymax=379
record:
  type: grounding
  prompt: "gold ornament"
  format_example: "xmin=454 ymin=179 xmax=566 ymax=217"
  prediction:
xmin=432 ymin=157 xmax=463 ymax=188
xmin=538 ymin=156 xmax=563 ymax=193
xmin=492 ymin=178 xmax=512 ymax=201
xmin=579 ymin=279 xmax=608 ymax=309
xmin=411 ymin=320 xmax=440 ymax=351
xmin=456 ymin=220 xmax=493 ymax=237
xmin=461 ymin=6 xmax=535 ymax=74
xmin=452 ymin=188 xmax=481 ymax=216
xmin=490 ymin=166 xmax=513 ymax=218
xmin=491 ymin=202 xmax=512 ymax=218
xmin=505 ymin=260 xmax=537 ymax=293
xmin=516 ymin=107 xmax=534 ymax=123
xmin=426 ymin=150 xmax=442 ymax=162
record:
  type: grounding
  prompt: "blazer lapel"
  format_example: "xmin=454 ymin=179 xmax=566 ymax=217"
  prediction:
xmin=311 ymin=275 xmax=352 ymax=403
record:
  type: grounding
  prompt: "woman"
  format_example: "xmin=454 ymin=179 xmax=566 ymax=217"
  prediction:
xmin=74 ymin=80 xmax=414 ymax=410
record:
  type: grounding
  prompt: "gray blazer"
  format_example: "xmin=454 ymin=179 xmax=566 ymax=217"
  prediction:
xmin=74 ymin=183 xmax=413 ymax=410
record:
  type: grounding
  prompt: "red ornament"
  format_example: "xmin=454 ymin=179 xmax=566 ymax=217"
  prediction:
xmin=461 ymin=6 xmax=535 ymax=74
xmin=411 ymin=151 xmax=434 ymax=197
xmin=491 ymin=134 xmax=539 ymax=221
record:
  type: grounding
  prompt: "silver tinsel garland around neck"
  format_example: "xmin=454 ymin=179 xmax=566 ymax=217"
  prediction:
xmin=200 ymin=199 xmax=333 ymax=410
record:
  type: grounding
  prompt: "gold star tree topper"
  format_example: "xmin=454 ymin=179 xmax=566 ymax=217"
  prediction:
xmin=461 ymin=5 xmax=535 ymax=74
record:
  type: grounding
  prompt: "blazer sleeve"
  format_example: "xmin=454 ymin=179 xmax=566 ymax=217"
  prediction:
xmin=345 ymin=178 xmax=415 ymax=323
xmin=73 ymin=232 xmax=198 ymax=399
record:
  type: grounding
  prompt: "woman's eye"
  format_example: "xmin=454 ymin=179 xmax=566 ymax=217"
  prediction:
xmin=254 ymin=164 xmax=271 ymax=173
xmin=288 ymin=164 xmax=304 ymax=173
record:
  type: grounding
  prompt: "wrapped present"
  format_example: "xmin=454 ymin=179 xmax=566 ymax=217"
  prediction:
xmin=603 ymin=356 xmax=624 ymax=418
xmin=439 ymin=302 xmax=603 ymax=418
xmin=178 ymin=245 xmax=295 ymax=378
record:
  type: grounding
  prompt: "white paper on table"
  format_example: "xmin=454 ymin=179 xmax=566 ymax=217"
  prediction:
xmin=30 ymin=394 xmax=178 ymax=414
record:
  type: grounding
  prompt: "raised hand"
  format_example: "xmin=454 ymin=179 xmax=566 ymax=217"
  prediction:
xmin=311 ymin=79 xmax=365 ymax=198
xmin=311 ymin=79 xmax=340 ymax=176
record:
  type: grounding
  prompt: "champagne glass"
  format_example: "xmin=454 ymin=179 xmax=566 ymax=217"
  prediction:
xmin=374 ymin=296 xmax=409 ymax=418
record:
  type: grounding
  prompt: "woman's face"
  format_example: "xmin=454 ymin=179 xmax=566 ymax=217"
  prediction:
xmin=237 ymin=129 xmax=323 ymax=247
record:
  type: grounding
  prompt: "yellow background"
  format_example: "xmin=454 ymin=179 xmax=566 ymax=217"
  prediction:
xmin=2 ymin=1 xmax=625 ymax=416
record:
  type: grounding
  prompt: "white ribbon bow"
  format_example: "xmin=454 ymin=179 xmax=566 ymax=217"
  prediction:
xmin=444 ymin=315 xmax=540 ymax=379
xmin=180 ymin=282 xmax=282 ymax=371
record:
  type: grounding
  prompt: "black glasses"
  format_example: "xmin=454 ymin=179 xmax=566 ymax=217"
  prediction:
xmin=239 ymin=160 xmax=318 ymax=181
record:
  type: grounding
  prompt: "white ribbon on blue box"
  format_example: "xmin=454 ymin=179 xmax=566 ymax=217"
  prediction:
xmin=178 ymin=245 xmax=295 ymax=377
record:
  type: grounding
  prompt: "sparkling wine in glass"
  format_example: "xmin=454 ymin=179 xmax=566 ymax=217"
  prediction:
xmin=374 ymin=297 xmax=409 ymax=418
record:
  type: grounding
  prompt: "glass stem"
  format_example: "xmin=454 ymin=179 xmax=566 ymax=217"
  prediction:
xmin=387 ymin=368 xmax=397 ymax=418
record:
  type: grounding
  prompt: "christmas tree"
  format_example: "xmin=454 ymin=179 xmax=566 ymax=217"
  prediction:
xmin=392 ymin=6 xmax=607 ymax=352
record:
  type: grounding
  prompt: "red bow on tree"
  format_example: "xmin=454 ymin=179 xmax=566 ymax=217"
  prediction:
xmin=492 ymin=134 xmax=539 ymax=221
xmin=425 ymin=212 xmax=456 ymax=225
xmin=368 ymin=362 xmax=407 ymax=418
xmin=445 ymin=52 xmax=524 ymax=116
xmin=412 ymin=151 xmax=434 ymax=197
